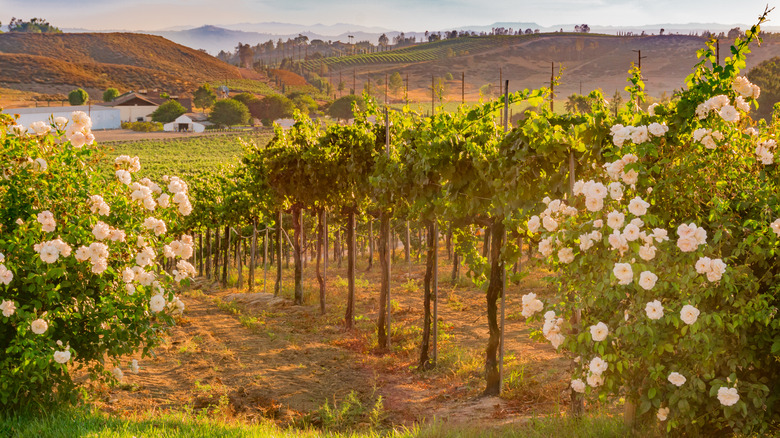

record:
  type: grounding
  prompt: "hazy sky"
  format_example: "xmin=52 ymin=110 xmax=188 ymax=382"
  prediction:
xmin=0 ymin=0 xmax=776 ymax=31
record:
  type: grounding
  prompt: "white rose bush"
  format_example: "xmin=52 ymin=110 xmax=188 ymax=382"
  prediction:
xmin=0 ymin=110 xmax=194 ymax=408
xmin=523 ymin=16 xmax=779 ymax=435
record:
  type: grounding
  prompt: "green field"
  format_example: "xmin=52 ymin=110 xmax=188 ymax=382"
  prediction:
xmin=101 ymin=132 xmax=275 ymax=180
xmin=303 ymin=35 xmax=530 ymax=70
xmin=209 ymin=79 xmax=279 ymax=96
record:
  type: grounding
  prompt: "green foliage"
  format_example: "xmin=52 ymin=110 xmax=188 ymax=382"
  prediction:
xmin=120 ymin=121 xmax=162 ymax=132
xmin=256 ymin=95 xmax=295 ymax=126
xmin=328 ymin=95 xmax=365 ymax=121
xmin=193 ymin=84 xmax=217 ymax=110
xmin=67 ymin=88 xmax=88 ymax=106
xmin=287 ymin=92 xmax=318 ymax=115
xmin=530 ymin=11 xmax=780 ymax=434
xmin=209 ymin=99 xmax=250 ymax=127
xmin=102 ymin=88 xmax=119 ymax=102
xmin=388 ymin=72 xmax=403 ymax=96
xmin=564 ymin=93 xmax=592 ymax=113
xmin=7 ymin=17 xmax=61 ymax=33
xmin=150 ymin=100 xmax=186 ymax=123
xmin=232 ymin=93 xmax=262 ymax=120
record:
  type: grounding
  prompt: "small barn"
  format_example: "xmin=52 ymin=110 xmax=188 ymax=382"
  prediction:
xmin=163 ymin=114 xmax=205 ymax=133
xmin=2 ymin=105 xmax=121 ymax=130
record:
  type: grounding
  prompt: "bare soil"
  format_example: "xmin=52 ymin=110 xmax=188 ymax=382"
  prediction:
xmin=100 ymin=245 xmax=573 ymax=429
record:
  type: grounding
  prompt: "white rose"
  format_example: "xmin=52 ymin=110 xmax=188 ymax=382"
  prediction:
xmin=648 ymin=122 xmax=668 ymax=137
xmin=53 ymin=350 xmax=71 ymax=364
xmin=150 ymin=294 xmax=166 ymax=313
xmin=571 ymin=378 xmax=586 ymax=393
xmin=657 ymin=407 xmax=669 ymax=422
xmin=668 ymin=372 xmax=686 ymax=387
xmin=31 ymin=318 xmax=48 ymax=334
xmin=92 ymin=221 xmax=111 ymax=241
xmin=527 ymin=216 xmax=540 ymax=233
xmin=638 ymin=271 xmax=658 ymax=290
xmin=645 ymin=300 xmax=664 ymax=320
xmin=622 ymin=223 xmax=640 ymax=242
xmin=0 ymin=299 xmax=16 ymax=317
xmin=680 ymin=304 xmax=700 ymax=325
xmin=628 ymin=197 xmax=650 ymax=216
xmin=587 ymin=373 xmax=604 ymax=387
xmin=717 ymin=387 xmax=739 ymax=406
xmin=608 ymin=182 xmax=623 ymax=201
xmin=652 ymin=228 xmax=669 ymax=242
xmin=589 ymin=322 xmax=608 ymax=342
xmin=733 ymin=76 xmax=754 ymax=98
xmin=115 ymin=169 xmax=132 ymax=185
xmin=593 ymin=219 xmax=603 ymax=228
xmin=0 ymin=265 xmax=13 ymax=285
xmin=112 ymin=366 xmax=124 ymax=381
xmin=607 ymin=211 xmax=625 ymax=230
xmin=676 ymin=236 xmax=698 ymax=253
xmin=557 ymin=248 xmax=574 ymax=264
xmin=538 ymin=238 xmax=554 ymax=257
xmin=613 ymin=263 xmax=633 ymax=285
xmin=585 ymin=196 xmax=604 ymax=212
xmin=39 ymin=243 xmax=60 ymax=264
xmin=589 ymin=357 xmax=608 ymax=375
xmin=542 ymin=216 xmax=558 ymax=232
xmin=621 ymin=169 xmax=638 ymax=185
xmin=719 ymin=105 xmax=740 ymax=123
xmin=695 ymin=257 xmax=711 ymax=274
xmin=131 ymin=359 xmax=140 ymax=374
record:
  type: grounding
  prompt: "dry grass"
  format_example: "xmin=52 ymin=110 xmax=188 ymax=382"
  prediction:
xmin=93 ymin=242 xmax=583 ymax=430
xmin=0 ymin=32 xmax=242 ymax=95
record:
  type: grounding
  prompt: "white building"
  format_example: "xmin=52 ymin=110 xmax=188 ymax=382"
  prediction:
xmin=163 ymin=115 xmax=205 ymax=133
xmin=2 ymin=105 xmax=121 ymax=130
xmin=102 ymin=93 xmax=159 ymax=122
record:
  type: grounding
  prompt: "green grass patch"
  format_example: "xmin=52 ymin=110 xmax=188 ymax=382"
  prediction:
xmin=100 ymin=132 xmax=274 ymax=181
xmin=0 ymin=406 xmax=633 ymax=437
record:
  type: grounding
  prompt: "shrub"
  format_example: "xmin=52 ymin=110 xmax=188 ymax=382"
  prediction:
xmin=328 ymin=95 xmax=365 ymax=121
xmin=208 ymin=99 xmax=250 ymax=127
xmin=151 ymin=100 xmax=186 ymax=123
xmin=121 ymin=121 xmax=163 ymax=132
xmin=526 ymin=28 xmax=780 ymax=435
xmin=193 ymin=84 xmax=217 ymax=110
xmin=256 ymin=94 xmax=295 ymax=126
xmin=0 ymin=110 xmax=195 ymax=410
xmin=67 ymin=88 xmax=88 ymax=106
xmin=102 ymin=88 xmax=120 ymax=102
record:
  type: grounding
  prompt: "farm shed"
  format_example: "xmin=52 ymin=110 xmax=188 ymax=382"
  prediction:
xmin=163 ymin=114 xmax=205 ymax=133
xmin=2 ymin=105 xmax=121 ymax=130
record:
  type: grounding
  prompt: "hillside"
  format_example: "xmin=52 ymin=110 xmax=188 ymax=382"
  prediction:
xmin=311 ymin=33 xmax=780 ymax=101
xmin=0 ymin=32 xmax=243 ymax=96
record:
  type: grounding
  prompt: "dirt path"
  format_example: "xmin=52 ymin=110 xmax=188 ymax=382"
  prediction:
xmin=106 ymin=250 xmax=573 ymax=429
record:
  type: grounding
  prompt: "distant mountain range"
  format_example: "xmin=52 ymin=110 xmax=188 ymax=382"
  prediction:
xmin=44 ymin=20 xmax=780 ymax=54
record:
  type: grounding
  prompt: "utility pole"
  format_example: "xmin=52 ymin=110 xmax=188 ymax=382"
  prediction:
xmin=550 ymin=62 xmax=555 ymax=113
xmin=353 ymin=68 xmax=356 ymax=95
xmin=385 ymin=73 xmax=388 ymax=104
xmin=405 ymin=73 xmax=409 ymax=104
xmin=431 ymin=75 xmax=435 ymax=116
xmin=716 ymin=39 xmax=720 ymax=65
xmin=462 ymin=72 xmax=465 ymax=104
xmin=632 ymin=49 xmax=647 ymax=70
